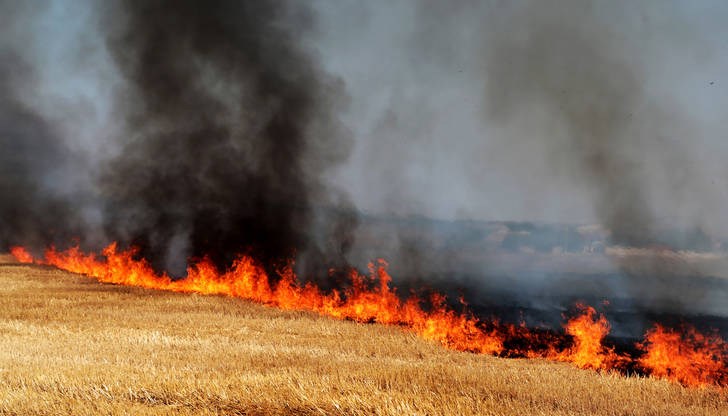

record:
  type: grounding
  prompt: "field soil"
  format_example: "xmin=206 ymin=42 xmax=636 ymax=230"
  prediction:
xmin=0 ymin=254 xmax=725 ymax=415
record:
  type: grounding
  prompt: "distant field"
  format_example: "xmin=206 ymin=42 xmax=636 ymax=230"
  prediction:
xmin=0 ymin=255 xmax=725 ymax=415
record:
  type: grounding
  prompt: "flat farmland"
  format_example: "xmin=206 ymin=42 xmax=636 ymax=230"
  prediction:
xmin=0 ymin=255 xmax=724 ymax=415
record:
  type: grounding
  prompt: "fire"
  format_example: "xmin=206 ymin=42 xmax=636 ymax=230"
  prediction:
xmin=36 ymin=244 xmax=505 ymax=355
xmin=552 ymin=304 xmax=621 ymax=370
xmin=638 ymin=324 xmax=728 ymax=387
xmin=9 ymin=244 xmax=728 ymax=388
xmin=10 ymin=246 xmax=33 ymax=264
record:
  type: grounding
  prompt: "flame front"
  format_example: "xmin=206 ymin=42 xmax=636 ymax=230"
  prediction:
xmin=39 ymin=244 xmax=504 ymax=356
xmin=10 ymin=244 xmax=728 ymax=388
xmin=638 ymin=324 xmax=728 ymax=386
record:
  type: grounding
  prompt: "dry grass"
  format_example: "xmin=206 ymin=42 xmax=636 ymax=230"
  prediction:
xmin=0 ymin=255 xmax=725 ymax=415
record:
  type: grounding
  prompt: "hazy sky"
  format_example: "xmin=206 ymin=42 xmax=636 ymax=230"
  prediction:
xmin=10 ymin=0 xmax=728 ymax=230
xmin=311 ymin=1 xmax=728 ymax=229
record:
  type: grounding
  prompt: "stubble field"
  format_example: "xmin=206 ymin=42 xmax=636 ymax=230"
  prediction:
xmin=0 ymin=254 xmax=725 ymax=415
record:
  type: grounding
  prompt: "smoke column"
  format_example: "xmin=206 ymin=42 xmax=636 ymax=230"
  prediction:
xmin=0 ymin=0 xmax=354 ymax=276
xmin=99 ymin=0 xmax=354 ymax=275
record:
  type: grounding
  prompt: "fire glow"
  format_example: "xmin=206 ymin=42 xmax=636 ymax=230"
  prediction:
xmin=10 ymin=244 xmax=727 ymax=388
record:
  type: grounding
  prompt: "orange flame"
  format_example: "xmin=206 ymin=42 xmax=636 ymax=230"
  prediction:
xmin=36 ymin=244 xmax=504 ymax=355
xmin=10 ymin=246 xmax=34 ymax=264
xmin=638 ymin=324 xmax=728 ymax=387
xmin=9 ymin=244 xmax=728 ymax=388
xmin=552 ymin=304 xmax=622 ymax=370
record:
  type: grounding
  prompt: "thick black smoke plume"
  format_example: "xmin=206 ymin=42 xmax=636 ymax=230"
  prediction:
xmin=101 ymin=0 xmax=353 ymax=274
xmin=1 ymin=0 xmax=354 ymax=276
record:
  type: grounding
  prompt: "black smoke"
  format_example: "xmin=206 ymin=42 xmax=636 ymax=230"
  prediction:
xmin=100 ymin=0 xmax=354 ymax=274
xmin=0 ymin=0 xmax=355 ymax=276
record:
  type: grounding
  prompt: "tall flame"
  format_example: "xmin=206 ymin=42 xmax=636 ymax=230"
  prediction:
xmin=638 ymin=324 xmax=727 ymax=387
xmin=9 ymin=244 xmax=728 ymax=388
xmin=552 ymin=304 xmax=622 ymax=370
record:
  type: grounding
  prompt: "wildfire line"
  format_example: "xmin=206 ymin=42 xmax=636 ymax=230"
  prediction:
xmin=9 ymin=245 xmax=727 ymax=388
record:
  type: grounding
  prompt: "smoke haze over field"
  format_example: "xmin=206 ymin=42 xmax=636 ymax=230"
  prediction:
xmin=316 ymin=1 xmax=728 ymax=239
xmin=1 ymin=0 xmax=728 ymax=318
xmin=311 ymin=0 xmax=728 ymax=318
